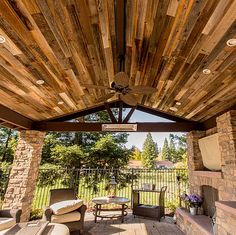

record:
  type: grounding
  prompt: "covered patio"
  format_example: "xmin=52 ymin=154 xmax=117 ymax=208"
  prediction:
xmin=0 ymin=0 xmax=236 ymax=234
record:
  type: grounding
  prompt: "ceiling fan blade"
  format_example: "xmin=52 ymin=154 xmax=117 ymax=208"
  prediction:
xmin=82 ymin=84 xmax=110 ymax=90
xmin=130 ymin=85 xmax=157 ymax=94
xmin=96 ymin=93 xmax=116 ymax=102
xmin=114 ymin=72 xmax=129 ymax=87
xmin=120 ymin=93 xmax=137 ymax=106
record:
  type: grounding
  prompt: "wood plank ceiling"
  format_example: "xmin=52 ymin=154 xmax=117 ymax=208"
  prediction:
xmin=0 ymin=0 xmax=235 ymax=124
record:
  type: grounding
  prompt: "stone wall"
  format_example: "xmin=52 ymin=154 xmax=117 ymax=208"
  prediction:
xmin=176 ymin=110 xmax=236 ymax=235
xmin=3 ymin=130 xmax=45 ymax=221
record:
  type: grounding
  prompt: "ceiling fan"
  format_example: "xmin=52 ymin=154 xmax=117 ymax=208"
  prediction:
xmin=82 ymin=72 xmax=157 ymax=106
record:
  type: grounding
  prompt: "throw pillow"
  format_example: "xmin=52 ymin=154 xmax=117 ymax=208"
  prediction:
xmin=50 ymin=199 xmax=83 ymax=215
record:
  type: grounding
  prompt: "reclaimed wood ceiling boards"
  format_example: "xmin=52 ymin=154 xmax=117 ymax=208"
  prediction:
xmin=0 ymin=0 xmax=235 ymax=124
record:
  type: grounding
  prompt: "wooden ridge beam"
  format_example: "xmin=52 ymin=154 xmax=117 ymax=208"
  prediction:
xmin=0 ymin=104 xmax=33 ymax=129
xmin=116 ymin=0 xmax=126 ymax=59
xmin=33 ymin=121 xmax=203 ymax=132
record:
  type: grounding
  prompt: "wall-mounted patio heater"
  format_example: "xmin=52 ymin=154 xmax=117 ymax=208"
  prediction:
xmin=102 ymin=124 xmax=137 ymax=132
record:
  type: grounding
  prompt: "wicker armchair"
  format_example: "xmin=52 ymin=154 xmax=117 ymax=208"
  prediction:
xmin=132 ymin=186 xmax=167 ymax=221
xmin=43 ymin=189 xmax=86 ymax=234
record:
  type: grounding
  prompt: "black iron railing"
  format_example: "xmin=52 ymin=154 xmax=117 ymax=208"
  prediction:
xmin=32 ymin=168 xmax=188 ymax=210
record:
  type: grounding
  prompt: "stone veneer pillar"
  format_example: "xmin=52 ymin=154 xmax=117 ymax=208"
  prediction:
xmin=216 ymin=110 xmax=236 ymax=200
xmin=186 ymin=131 xmax=206 ymax=193
xmin=3 ymin=130 xmax=45 ymax=221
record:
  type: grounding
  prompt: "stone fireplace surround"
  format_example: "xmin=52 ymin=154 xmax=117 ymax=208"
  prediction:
xmin=176 ymin=110 xmax=236 ymax=235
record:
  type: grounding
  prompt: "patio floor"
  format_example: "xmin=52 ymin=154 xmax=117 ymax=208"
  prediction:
xmin=72 ymin=212 xmax=184 ymax=235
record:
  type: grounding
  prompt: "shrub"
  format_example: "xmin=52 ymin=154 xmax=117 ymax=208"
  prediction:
xmin=29 ymin=209 xmax=42 ymax=221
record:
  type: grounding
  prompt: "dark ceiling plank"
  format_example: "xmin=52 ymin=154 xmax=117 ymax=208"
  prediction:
xmin=136 ymin=105 xmax=192 ymax=122
xmin=33 ymin=121 xmax=203 ymax=132
xmin=0 ymin=104 xmax=33 ymax=129
xmin=123 ymin=106 xmax=136 ymax=123
xmin=104 ymin=102 xmax=117 ymax=123
xmin=118 ymin=101 xmax=123 ymax=123
xmin=116 ymin=0 xmax=126 ymax=61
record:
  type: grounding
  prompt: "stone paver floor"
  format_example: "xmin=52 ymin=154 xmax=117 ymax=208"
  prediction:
xmin=71 ymin=211 xmax=184 ymax=235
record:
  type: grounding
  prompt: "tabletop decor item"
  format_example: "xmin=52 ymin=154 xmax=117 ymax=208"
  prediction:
xmin=107 ymin=175 xmax=117 ymax=198
xmin=183 ymin=194 xmax=202 ymax=215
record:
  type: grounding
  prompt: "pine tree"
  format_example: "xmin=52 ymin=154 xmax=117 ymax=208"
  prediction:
xmin=141 ymin=133 xmax=157 ymax=168
xmin=162 ymin=138 xmax=170 ymax=161
xmin=169 ymin=136 xmax=176 ymax=162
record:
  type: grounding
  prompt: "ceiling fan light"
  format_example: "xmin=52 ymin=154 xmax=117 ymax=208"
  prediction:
xmin=0 ymin=35 xmax=6 ymax=43
xmin=58 ymin=101 xmax=64 ymax=105
xmin=226 ymin=38 xmax=236 ymax=47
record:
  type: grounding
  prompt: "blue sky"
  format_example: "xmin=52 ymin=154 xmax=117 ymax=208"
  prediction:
xmin=123 ymin=110 xmax=185 ymax=150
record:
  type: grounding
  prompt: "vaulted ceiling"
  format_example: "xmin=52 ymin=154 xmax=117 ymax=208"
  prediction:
xmin=0 ymin=0 xmax=235 ymax=128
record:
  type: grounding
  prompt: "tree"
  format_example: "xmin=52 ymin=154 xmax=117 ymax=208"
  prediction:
xmin=141 ymin=133 xmax=157 ymax=168
xmin=169 ymin=135 xmax=176 ymax=162
xmin=0 ymin=127 xmax=18 ymax=163
xmin=41 ymin=110 xmax=129 ymax=164
xmin=131 ymin=147 xmax=142 ymax=160
xmin=162 ymin=138 xmax=171 ymax=161
xmin=87 ymin=135 xmax=131 ymax=169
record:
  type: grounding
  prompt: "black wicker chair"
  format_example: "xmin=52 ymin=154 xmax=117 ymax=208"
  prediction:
xmin=132 ymin=186 xmax=167 ymax=221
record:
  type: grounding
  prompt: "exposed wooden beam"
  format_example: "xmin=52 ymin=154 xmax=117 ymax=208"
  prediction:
xmin=33 ymin=121 xmax=203 ymax=132
xmin=118 ymin=101 xmax=123 ymax=123
xmin=136 ymin=105 xmax=193 ymax=123
xmin=123 ymin=106 xmax=136 ymax=123
xmin=0 ymin=104 xmax=33 ymax=129
xmin=104 ymin=103 xmax=117 ymax=123
xmin=48 ymin=101 xmax=120 ymax=122
xmin=116 ymin=0 xmax=126 ymax=59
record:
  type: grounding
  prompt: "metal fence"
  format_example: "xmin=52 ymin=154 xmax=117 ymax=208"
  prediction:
xmin=32 ymin=168 xmax=188 ymax=211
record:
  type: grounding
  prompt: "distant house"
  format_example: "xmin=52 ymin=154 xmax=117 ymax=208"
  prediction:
xmin=155 ymin=160 xmax=174 ymax=169
xmin=128 ymin=160 xmax=143 ymax=168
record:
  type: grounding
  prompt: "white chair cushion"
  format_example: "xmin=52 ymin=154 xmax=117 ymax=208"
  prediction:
xmin=51 ymin=211 xmax=81 ymax=223
xmin=42 ymin=223 xmax=70 ymax=235
xmin=50 ymin=199 xmax=83 ymax=215
xmin=0 ymin=217 xmax=16 ymax=231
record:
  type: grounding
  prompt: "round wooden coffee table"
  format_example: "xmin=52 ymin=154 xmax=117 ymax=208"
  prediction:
xmin=92 ymin=196 xmax=130 ymax=223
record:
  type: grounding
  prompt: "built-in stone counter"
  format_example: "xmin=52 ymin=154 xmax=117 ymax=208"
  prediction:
xmin=176 ymin=208 xmax=213 ymax=235
xmin=215 ymin=201 xmax=236 ymax=235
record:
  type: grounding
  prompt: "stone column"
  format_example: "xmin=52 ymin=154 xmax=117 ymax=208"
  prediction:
xmin=216 ymin=110 xmax=236 ymax=200
xmin=3 ymin=130 xmax=45 ymax=221
xmin=186 ymin=131 xmax=206 ymax=193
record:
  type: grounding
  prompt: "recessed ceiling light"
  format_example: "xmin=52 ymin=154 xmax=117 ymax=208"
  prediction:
xmin=202 ymin=69 xmax=211 ymax=74
xmin=170 ymin=107 xmax=178 ymax=112
xmin=0 ymin=35 xmax=6 ymax=44
xmin=58 ymin=101 xmax=64 ymax=105
xmin=226 ymin=38 xmax=236 ymax=47
xmin=36 ymin=79 xmax=45 ymax=85
xmin=176 ymin=102 xmax=181 ymax=106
